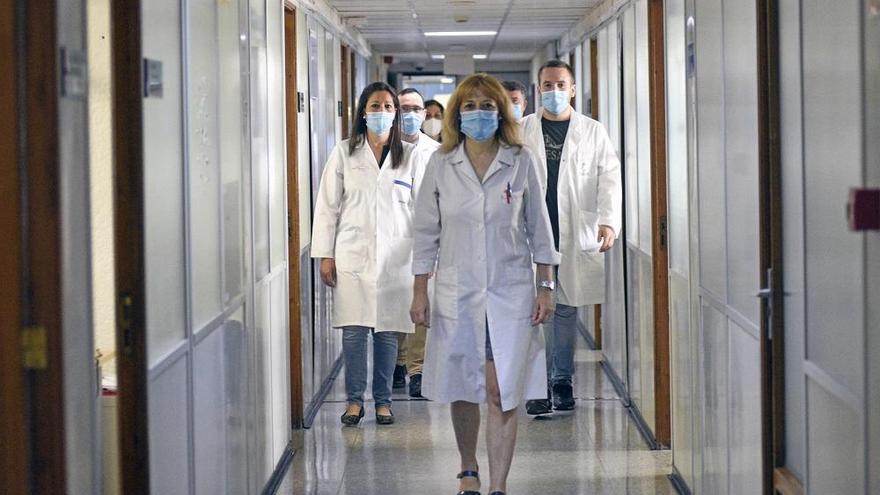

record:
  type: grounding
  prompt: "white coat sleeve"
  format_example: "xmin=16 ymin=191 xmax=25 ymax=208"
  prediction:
xmin=410 ymin=147 xmax=434 ymax=204
xmin=523 ymin=151 xmax=562 ymax=266
xmin=595 ymin=125 xmax=623 ymax=235
xmin=310 ymin=143 xmax=345 ymax=259
xmin=412 ymin=152 xmax=442 ymax=275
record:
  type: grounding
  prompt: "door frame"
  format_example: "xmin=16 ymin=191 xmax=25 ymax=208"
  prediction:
xmin=340 ymin=44 xmax=352 ymax=139
xmin=647 ymin=0 xmax=671 ymax=447
xmin=755 ymin=0 xmax=800 ymax=493
xmin=1 ymin=2 xmax=33 ymax=493
xmin=111 ymin=0 xmax=151 ymax=493
xmin=284 ymin=5 xmax=305 ymax=429
xmin=589 ymin=36 xmax=603 ymax=349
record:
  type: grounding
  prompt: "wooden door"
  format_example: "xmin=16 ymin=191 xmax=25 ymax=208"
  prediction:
xmin=284 ymin=5 xmax=305 ymax=429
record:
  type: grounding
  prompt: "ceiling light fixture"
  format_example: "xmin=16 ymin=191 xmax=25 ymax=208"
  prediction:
xmin=431 ymin=54 xmax=446 ymax=59
xmin=441 ymin=77 xmax=455 ymax=84
xmin=424 ymin=31 xmax=497 ymax=37
xmin=472 ymin=54 xmax=487 ymax=59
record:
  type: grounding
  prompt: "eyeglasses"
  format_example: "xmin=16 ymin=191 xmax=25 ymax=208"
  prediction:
xmin=400 ymin=105 xmax=424 ymax=113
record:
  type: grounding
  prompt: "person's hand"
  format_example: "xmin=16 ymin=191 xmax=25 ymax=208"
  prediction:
xmin=531 ymin=289 xmax=555 ymax=326
xmin=598 ymin=225 xmax=617 ymax=252
xmin=320 ymin=258 xmax=337 ymax=287
xmin=410 ymin=290 xmax=431 ymax=327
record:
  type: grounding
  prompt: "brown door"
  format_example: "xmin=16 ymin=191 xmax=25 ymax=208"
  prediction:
xmin=284 ymin=6 xmax=305 ymax=429
xmin=111 ymin=0 xmax=151 ymax=492
xmin=340 ymin=44 xmax=352 ymax=139
xmin=647 ymin=0 xmax=671 ymax=447
xmin=0 ymin=3 xmax=30 ymax=493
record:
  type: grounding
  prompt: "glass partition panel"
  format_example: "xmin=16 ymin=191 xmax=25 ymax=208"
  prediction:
xmin=143 ymin=0 xmax=186 ymax=365
xmin=188 ymin=0 xmax=223 ymax=329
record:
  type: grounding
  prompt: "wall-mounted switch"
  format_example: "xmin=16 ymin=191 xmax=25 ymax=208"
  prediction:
xmin=143 ymin=58 xmax=163 ymax=98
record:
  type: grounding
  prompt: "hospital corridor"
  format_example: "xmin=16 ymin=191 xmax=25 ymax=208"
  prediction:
xmin=2 ymin=1 xmax=879 ymax=495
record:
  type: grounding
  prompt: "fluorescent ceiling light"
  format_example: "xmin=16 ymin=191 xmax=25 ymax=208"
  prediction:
xmin=424 ymin=31 xmax=497 ymax=37
xmin=472 ymin=54 xmax=487 ymax=59
xmin=440 ymin=77 xmax=455 ymax=84
xmin=432 ymin=54 xmax=446 ymax=59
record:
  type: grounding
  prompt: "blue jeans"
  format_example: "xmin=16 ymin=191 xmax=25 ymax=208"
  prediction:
xmin=342 ymin=327 xmax=399 ymax=408
xmin=544 ymin=303 xmax=578 ymax=387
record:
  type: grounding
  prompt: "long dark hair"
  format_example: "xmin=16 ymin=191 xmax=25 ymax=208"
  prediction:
xmin=349 ymin=82 xmax=404 ymax=169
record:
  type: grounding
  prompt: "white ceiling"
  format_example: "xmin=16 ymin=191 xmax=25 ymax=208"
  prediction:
xmin=327 ymin=0 xmax=603 ymax=63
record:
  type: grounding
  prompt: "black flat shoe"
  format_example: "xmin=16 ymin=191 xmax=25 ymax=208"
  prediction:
xmin=456 ymin=470 xmax=480 ymax=495
xmin=552 ymin=382 xmax=575 ymax=411
xmin=340 ymin=405 xmax=364 ymax=426
xmin=488 ymin=492 xmax=505 ymax=495
xmin=376 ymin=408 xmax=395 ymax=425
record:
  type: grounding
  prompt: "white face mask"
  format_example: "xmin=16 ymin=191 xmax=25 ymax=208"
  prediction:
xmin=422 ymin=118 xmax=442 ymax=137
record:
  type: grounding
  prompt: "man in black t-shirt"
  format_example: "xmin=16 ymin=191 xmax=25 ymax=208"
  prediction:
xmin=520 ymin=60 xmax=623 ymax=416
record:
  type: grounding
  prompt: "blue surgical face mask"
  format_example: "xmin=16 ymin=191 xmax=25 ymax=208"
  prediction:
xmin=541 ymin=90 xmax=570 ymax=115
xmin=401 ymin=112 xmax=424 ymax=136
xmin=511 ymin=104 xmax=524 ymax=121
xmin=460 ymin=110 xmax=499 ymax=141
xmin=365 ymin=112 xmax=396 ymax=134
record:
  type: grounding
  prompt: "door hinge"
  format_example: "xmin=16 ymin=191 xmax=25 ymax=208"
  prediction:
xmin=22 ymin=326 xmax=48 ymax=370
xmin=755 ymin=267 xmax=775 ymax=341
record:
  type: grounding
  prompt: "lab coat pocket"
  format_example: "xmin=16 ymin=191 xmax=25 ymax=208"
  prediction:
xmin=433 ymin=267 xmax=459 ymax=320
xmin=334 ymin=227 xmax=366 ymax=272
xmin=503 ymin=266 xmax=536 ymax=320
xmin=578 ymin=211 xmax=602 ymax=254
xmin=391 ymin=180 xmax=414 ymax=237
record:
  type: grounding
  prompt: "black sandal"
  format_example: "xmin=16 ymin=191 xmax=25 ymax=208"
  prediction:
xmin=456 ymin=470 xmax=480 ymax=495
xmin=488 ymin=492 xmax=506 ymax=495
xmin=376 ymin=408 xmax=395 ymax=425
xmin=340 ymin=405 xmax=364 ymax=426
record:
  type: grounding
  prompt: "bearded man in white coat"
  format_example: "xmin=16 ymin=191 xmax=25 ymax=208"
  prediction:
xmin=520 ymin=60 xmax=622 ymax=415
xmin=392 ymin=87 xmax=440 ymax=398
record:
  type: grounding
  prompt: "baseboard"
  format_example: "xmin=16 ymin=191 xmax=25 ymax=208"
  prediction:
xmin=597 ymin=358 xmax=665 ymax=450
xmin=578 ymin=324 xmax=599 ymax=350
xmin=668 ymin=466 xmax=692 ymax=495
xmin=260 ymin=443 xmax=297 ymax=495
xmin=627 ymin=398 xmax=661 ymax=450
xmin=599 ymin=359 xmax=629 ymax=403
xmin=302 ymin=353 xmax=344 ymax=429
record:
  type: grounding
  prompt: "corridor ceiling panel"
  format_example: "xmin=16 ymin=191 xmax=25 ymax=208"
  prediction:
xmin=327 ymin=0 xmax=602 ymax=62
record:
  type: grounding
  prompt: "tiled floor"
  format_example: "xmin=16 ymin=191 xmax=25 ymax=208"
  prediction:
xmin=278 ymin=334 xmax=675 ymax=495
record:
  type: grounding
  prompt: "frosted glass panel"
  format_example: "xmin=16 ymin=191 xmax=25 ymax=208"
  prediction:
xmin=728 ymin=322 xmax=762 ymax=492
xmin=597 ymin=27 xmax=609 ymax=128
xmin=219 ymin=0 xmax=244 ymax=302
xmin=722 ymin=0 xmax=760 ymax=324
xmin=802 ymin=0 xmax=865 ymax=391
xmin=224 ymin=307 xmax=247 ymax=494
xmin=807 ymin=379 xmax=865 ymax=493
xmin=270 ymin=275 xmax=291 ymax=459
xmin=188 ymin=0 xmax=223 ymax=329
xmin=251 ymin=0 xmax=270 ymax=280
xmin=701 ymin=302 xmax=729 ymax=493
xmin=606 ymin=21 xmax=621 ymax=154
xmin=143 ymin=0 xmax=186 ymax=365
xmin=622 ymin=8 xmax=639 ymax=245
xmin=665 ymin=0 xmax=689 ymax=275
xmin=635 ymin=0 xmax=652 ymax=255
xmin=149 ymin=358 xmax=190 ymax=495
xmin=268 ymin=6 xmax=287 ymax=268
xmin=194 ymin=328 xmax=226 ymax=495
xmin=694 ymin=0 xmax=727 ymax=298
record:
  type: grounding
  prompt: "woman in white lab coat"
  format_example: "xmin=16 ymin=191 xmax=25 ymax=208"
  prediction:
xmin=410 ymin=74 xmax=560 ymax=495
xmin=311 ymin=82 xmax=420 ymax=427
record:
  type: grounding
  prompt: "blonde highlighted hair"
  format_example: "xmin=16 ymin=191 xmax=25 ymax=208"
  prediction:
xmin=440 ymin=74 xmax=523 ymax=153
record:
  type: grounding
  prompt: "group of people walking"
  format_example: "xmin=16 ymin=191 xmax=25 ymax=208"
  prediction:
xmin=311 ymin=60 xmax=621 ymax=495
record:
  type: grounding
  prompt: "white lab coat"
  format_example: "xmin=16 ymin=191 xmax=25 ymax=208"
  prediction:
xmin=412 ymin=144 xmax=561 ymax=411
xmin=521 ymin=112 xmax=622 ymax=307
xmin=311 ymin=139 xmax=421 ymax=333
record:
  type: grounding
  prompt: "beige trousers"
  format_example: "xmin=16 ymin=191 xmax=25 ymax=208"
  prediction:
xmin=395 ymin=324 xmax=428 ymax=375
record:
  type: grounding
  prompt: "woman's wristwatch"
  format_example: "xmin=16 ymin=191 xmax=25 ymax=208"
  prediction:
xmin=539 ymin=280 xmax=556 ymax=291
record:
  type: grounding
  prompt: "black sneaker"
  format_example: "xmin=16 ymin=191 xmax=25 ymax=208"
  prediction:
xmin=408 ymin=374 xmax=423 ymax=398
xmin=526 ymin=399 xmax=552 ymax=415
xmin=552 ymin=383 xmax=575 ymax=411
xmin=393 ymin=364 xmax=407 ymax=389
